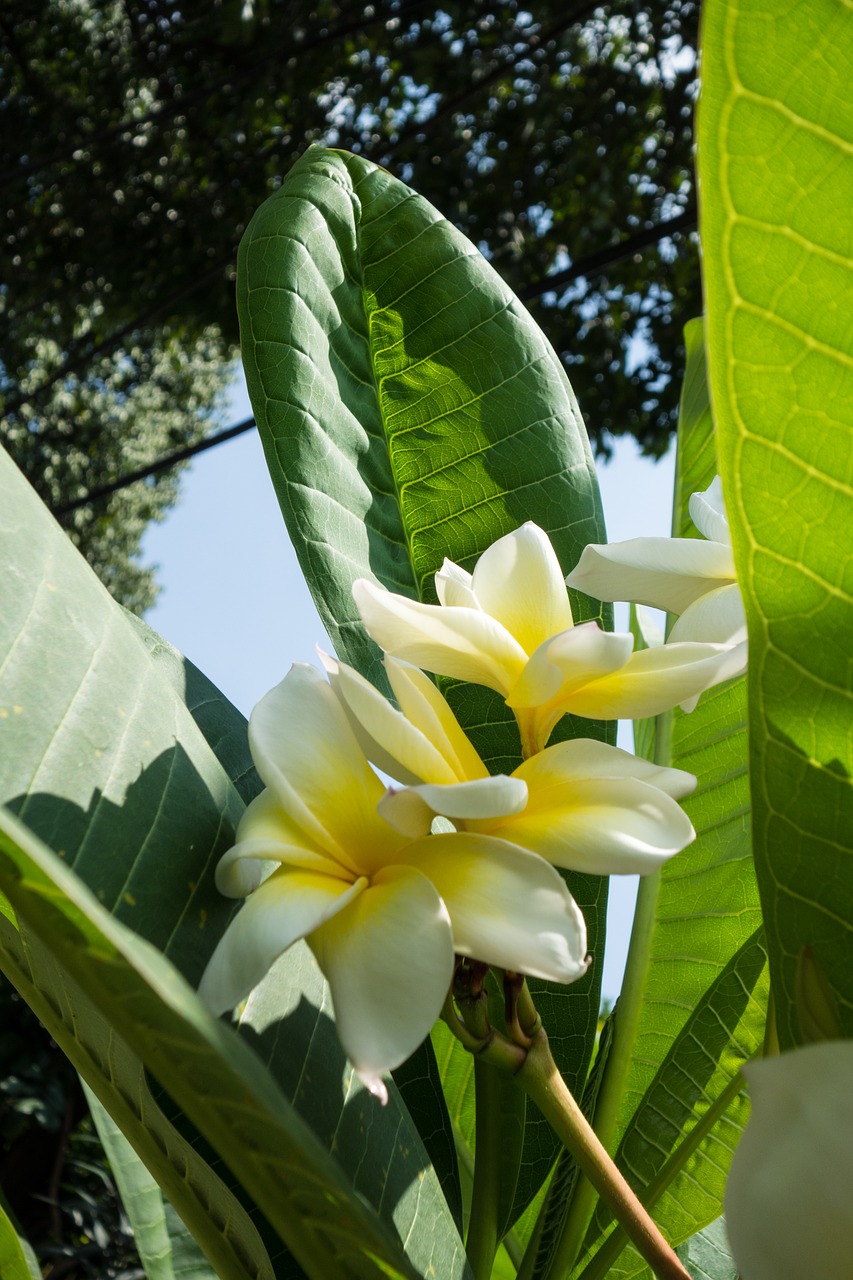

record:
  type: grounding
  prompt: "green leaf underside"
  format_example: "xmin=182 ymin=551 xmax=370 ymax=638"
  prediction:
xmin=0 ymin=810 xmax=417 ymax=1280
xmin=85 ymin=1084 xmax=219 ymax=1280
xmin=238 ymin=145 xmax=614 ymax=1224
xmin=0 ymin=448 xmax=468 ymax=1280
xmin=676 ymin=1217 xmax=738 ymax=1280
xmin=699 ymin=0 xmax=853 ymax=1044
xmin=574 ymin=323 xmax=766 ymax=1275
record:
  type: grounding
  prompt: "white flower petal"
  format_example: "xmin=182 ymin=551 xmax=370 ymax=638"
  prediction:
xmin=679 ymin=638 xmax=748 ymax=712
xmin=688 ymin=476 xmax=730 ymax=545
xmin=309 ymin=864 xmax=454 ymax=1100
xmin=320 ymin=650 xmax=455 ymax=786
xmin=563 ymin=640 xmax=745 ymax=721
xmin=566 ymin=537 xmax=736 ymax=616
xmin=249 ymin=664 xmax=401 ymax=875
xmin=508 ymin=623 xmax=635 ymax=708
xmin=513 ymin=738 xmax=697 ymax=801
xmin=634 ymin=604 xmax=665 ymax=649
xmin=198 ymin=869 xmax=364 ymax=1016
xmin=471 ymin=523 xmax=575 ymax=655
xmin=407 ymin=833 xmax=589 ymax=985
xmin=435 ymin=559 xmax=478 ymax=608
xmin=353 ymin=578 xmax=528 ymax=696
xmin=379 ymin=775 xmax=528 ymax=836
xmin=384 ymin=657 xmax=487 ymax=782
xmin=667 ymin=582 xmax=747 ymax=647
xmin=725 ymin=1043 xmax=853 ymax=1280
xmin=216 ymin=790 xmax=347 ymax=897
xmin=484 ymin=773 xmax=695 ymax=875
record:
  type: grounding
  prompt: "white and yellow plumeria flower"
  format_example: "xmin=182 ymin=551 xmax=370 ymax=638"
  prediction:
xmin=199 ymin=663 xmax=589 ymax=1102
xmin=724 ymin=1041 xmax=853 ymax=1280
xmin=353 ymin=522 xmax=744 ymax=755
xmin=323 ymin=651 xmax=697 ymax=876
xmin=565 ymin=476 xmax=747 ymax=651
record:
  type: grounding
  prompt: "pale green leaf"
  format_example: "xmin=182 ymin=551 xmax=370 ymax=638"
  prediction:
xmin=698 ymin=0 xmax=853 ymax=1044
xmin=676 ymin=1218 xmax=737 ymax=1280
xmin=85 ymin=1084 xmax=217 ymax=1280
xmin=0 ymin=446 xmax=468 ymax=1279
xmin=0 ymin=809 xmax=419 ymax=1280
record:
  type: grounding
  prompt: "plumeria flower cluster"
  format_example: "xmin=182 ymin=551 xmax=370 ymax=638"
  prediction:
xmin=355 ymin=488 xmax=745 ymax=757
xmin=200 ymin=488 xmax=744 ymax=1102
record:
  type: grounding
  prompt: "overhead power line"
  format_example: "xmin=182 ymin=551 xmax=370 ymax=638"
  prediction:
xmin=54 ymin=416 xmax=257 ymax=519
xmin=520 ymin=204 xmax=697 ymax=302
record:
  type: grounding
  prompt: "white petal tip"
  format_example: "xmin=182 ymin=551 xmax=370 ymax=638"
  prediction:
xmin=360 ymin=1073 xmax=389 ymax=1105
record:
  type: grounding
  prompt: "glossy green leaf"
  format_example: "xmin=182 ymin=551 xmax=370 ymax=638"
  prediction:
xmin=85 ymin=1084 xmax=217 ymax=1280
xmin=698 ymin=0 xmax=853 ymax=1045
xmin=0 ymin=447 xmax=468 ymax=1280
xmin=237 ymin=145 xmax=607 ymax=686
xmin=0 ymin=1198 xmax=40 ymax=1280
xmin=237 ymin=144 xmax=613 ymax=1223
xmin=563 ymin=323 xmax=767 ymax=1277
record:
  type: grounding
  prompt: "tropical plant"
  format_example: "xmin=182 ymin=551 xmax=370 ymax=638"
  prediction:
xmin=0 ymin=1 xmax=849 ymax=1278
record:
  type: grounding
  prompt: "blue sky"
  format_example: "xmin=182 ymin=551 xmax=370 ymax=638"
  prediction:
xmin=143 ymin=370 xmax=676 ymax=1003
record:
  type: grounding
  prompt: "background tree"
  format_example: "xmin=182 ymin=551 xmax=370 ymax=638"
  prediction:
xmin=3 ymin=0 xmax=699 ymax=598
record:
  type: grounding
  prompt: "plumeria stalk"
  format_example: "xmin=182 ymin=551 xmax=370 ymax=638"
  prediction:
xmin=322 ymin=649 xmax=698 ymax=877
xmin=353 ymin=522 xmax=745 ymax=755
xmin=198 ymin=663 xmax=589 ymax=1101
xmin=445 ymin=966 xmax=692 ymax=1280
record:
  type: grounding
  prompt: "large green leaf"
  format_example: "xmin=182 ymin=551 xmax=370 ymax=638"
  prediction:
xmin=0 ymin=447 xmax=468 ymax=1280
xmin=698 ymin=0 xmax=853 ymax=1045
xmin=0 ymin=810 xmax=417 ymax=1280
xmin=237 ymin=145 xmax=614 ymax=1222
xmin=237 ymin=145 xmax=607 ymax=684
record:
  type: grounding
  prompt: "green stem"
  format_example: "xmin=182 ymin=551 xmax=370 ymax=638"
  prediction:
xmin=574 ymin=1068 xmax=746 ymax=1280
xmin=465 ymin=1058 xmax=507 ymax=1280
xmin=544 ymin=710 xmax=673 ymax=1277
xmin=518 ymin=1026 xmax=690 ymax=1280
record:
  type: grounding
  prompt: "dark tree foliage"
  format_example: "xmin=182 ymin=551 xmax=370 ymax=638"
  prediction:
xmin=3 ymin=0 xmax=699 ymax=473
xmin=1 ymin=985 xmax=142 ymax=1278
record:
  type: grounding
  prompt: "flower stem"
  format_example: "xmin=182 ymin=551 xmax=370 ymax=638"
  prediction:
xmin=544 ymin=712 xmax=673 ymax=1276
xmin=465 ymin=1058 xmax=507 ymax=1280
xmin=516 ymin=1027 xmax=691 ymax=1280
xmin=574 ymin=1068 xmax=746 ymax=1280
